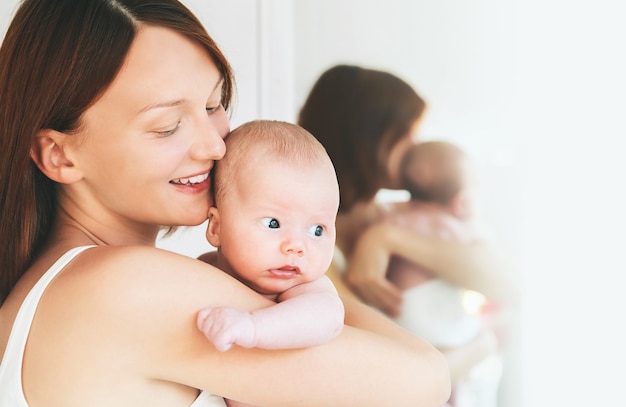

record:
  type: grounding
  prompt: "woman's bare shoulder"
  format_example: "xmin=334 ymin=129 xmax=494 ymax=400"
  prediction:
xmin=79 ymin=245 xmax=214 ymax=276
xmin=43 ymin=245 xmax=272 ymax=380
xmin=43 ymin=245 xmax=269 ymax=355
xmin=63 ymin=245 xmax=264 ymax=312
xmin=17 ymin=245 xmax=264 ymax=403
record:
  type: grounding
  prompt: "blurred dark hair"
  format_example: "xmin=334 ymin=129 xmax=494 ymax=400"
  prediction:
xmin=298 ymin=65 xmax=426 ymax=212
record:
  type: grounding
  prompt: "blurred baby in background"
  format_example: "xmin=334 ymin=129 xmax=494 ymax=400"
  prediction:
xmin=385 ymin=140 xmax=485 ymax=345
xmin=383 ymin=141 xmax=502 ymax=407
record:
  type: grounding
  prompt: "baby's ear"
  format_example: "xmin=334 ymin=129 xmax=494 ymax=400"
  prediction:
xmin=30 ymin=129 xmax=83 ymax=183
xmin=205 ymin=207 xmax=222 ymax=247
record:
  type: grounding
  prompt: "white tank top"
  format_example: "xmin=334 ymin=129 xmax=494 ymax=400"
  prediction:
xmin=0 ymin=246 xmax=226 ymax=407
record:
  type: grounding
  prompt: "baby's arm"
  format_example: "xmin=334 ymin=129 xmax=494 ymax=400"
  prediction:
xmin=221 ymin=277 xmax=346 ymax=407
xmin=197 ymin=275 xmax=344 ymax=351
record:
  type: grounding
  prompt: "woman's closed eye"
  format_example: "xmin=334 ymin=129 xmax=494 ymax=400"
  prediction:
xmin=206 ymin=103 xmax=222 ymax=115
xmin=155 ymin=121 xmax=181 ymax=137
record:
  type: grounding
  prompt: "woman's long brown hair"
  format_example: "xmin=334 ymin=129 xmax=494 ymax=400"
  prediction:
xmin=0 ymin=0 xmax=234 ymax=305
xmin=298 ymin=65 xmax=426 ymax=212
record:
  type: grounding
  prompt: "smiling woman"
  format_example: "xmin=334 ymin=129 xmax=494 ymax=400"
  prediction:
xmin=6 ymin=1 xmax=623 ymax=405
xmin=0 ymin=1 xmax=450 ymax=406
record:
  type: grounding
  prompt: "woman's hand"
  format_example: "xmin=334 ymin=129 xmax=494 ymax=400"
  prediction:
xmin=344 ymin=223 xmax=404 ymax=317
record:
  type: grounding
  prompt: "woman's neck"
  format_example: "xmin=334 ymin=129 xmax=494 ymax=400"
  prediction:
xmin=51 ymin=210 xmax=159 ymax=248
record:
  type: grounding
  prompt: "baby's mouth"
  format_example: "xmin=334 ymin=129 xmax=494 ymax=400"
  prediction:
xmin=269 ymin=266 xmax=301 ymax=278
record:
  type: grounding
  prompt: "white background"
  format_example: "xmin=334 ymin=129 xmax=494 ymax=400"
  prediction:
xmin=3 ymin=1 xmax=626 ymax=406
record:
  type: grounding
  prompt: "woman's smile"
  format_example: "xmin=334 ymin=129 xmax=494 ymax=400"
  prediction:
xmin=170 ymin=171 xmax=210 ymax=186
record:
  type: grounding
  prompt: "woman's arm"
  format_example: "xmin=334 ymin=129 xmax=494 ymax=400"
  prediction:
xmin=111 ymin=247 xmax=450 ymax=407
xmin=214 ymin=297 xmax=451 ymax=407
xmin=345 ymin=222 xmax=519 ymax=316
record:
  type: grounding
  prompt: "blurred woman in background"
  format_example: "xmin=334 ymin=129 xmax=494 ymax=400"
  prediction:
xmin=299 ymin=65 xmax=518 ymax=395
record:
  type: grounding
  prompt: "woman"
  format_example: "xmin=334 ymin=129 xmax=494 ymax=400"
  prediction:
xmin=0 ymin=1 xmax=450 ymax=406
xmin=298 ymin=65 xmax=518 ymax=383
xmin=298 ymin=65 xmax=427 ymax=261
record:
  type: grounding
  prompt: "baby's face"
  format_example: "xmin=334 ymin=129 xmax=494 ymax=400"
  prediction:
xmin=215 ymin=158 xmax=339 ymax=295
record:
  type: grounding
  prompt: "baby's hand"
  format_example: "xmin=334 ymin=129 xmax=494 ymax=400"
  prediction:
xmin=196 ymin=307 xmax=257 ymax=352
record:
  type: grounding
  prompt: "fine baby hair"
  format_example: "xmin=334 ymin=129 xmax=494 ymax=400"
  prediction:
xmin=400 ymin=140 xmax=468 ymax=206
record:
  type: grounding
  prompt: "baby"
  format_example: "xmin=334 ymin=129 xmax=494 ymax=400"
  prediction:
xmin=197 ymin=120 xmax=344 ymax=353
xmin=384 ymin=141 xmax=486 ymax=348
xmin=384 ymin=140 xmax=505 ymax=407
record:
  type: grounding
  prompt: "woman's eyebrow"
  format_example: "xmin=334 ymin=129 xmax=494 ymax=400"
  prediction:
xmin=138 ymin=77 xmax=224 ymax=114
xmin=138 ymin=99 xmax=186 ymax=114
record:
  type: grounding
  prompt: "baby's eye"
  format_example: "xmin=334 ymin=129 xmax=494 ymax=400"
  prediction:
xmin=307 ymin=225 xmax=324 ymax=237
xmin=260 ymin=217 xmax=280 ymax=229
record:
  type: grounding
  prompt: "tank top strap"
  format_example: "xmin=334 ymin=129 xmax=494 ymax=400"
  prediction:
xmin=0 ymin=245 xmax=96 ymax=406
xmin=190 ymin=390 xmax=228 ymax=407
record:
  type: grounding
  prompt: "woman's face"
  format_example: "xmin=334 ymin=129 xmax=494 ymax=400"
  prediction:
xmin=69 ymin=26 xmax=229 ymax=230
xmin=384 ymin=117 xmax=423 ymax=189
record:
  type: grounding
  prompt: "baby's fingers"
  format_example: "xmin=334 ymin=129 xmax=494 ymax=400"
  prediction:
xmin=197 ymin=307 xmax=250 ymax=352
xmin=196 ymin=308 xmax=231 ymax=351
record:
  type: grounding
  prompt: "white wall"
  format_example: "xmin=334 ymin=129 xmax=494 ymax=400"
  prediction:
xmin=514 ymin=2 xmax=626 ymax=406
xmin=0 ymin=1 xmax=18 ymax=36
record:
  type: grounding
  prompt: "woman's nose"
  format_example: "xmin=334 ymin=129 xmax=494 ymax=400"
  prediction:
xmin=190 ymin=110 xmax=228 ymax=161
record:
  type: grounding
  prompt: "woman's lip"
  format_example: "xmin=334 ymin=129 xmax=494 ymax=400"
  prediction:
xmin=170 ymin=175 xmax=211 ymax=193
xmin=169 ymin=169 xmax=211 ymax=185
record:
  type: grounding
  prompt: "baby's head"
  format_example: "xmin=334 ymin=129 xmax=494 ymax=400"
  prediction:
xmin=211 ymin=120 xmax=336 ymax=206
xmin=400 ymin=141 xmax=474 ymax=218
xmin=207 ymin=120 xmax=340 ymax=295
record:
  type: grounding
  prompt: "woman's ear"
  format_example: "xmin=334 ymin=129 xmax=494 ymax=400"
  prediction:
xmin=206 ymin=207 xmax=222 ymax=247
xmin=30 ymin=129 xmax=83 ymax=183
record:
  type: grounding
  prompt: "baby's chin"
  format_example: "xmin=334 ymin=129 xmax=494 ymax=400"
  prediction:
xmin=250 ymin=276 xmax=302 ymax=298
